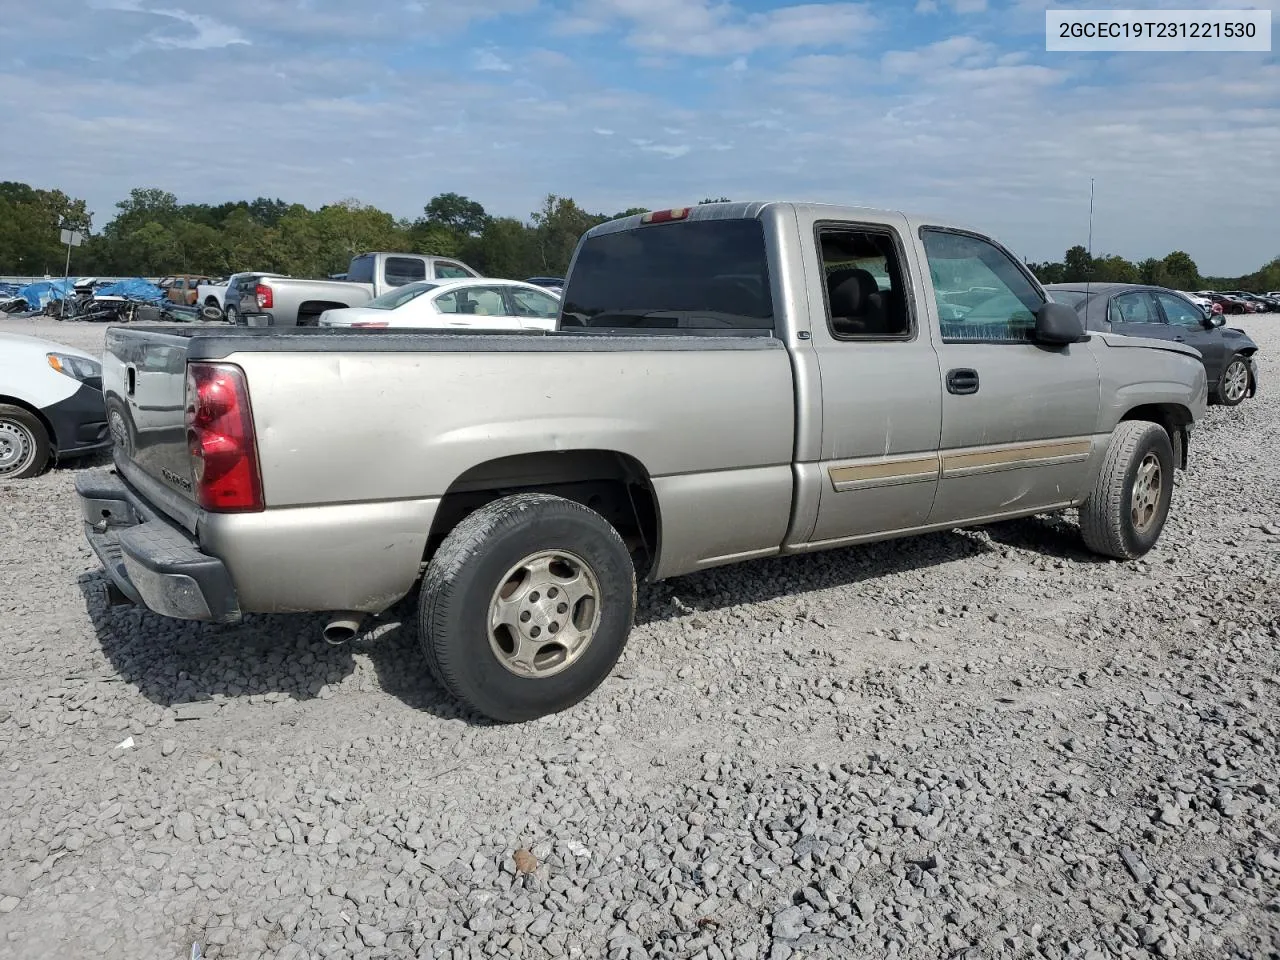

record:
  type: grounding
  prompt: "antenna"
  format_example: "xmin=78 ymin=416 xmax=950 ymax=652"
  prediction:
xmin=1084 ymin=178 xmax=1095 ymax=321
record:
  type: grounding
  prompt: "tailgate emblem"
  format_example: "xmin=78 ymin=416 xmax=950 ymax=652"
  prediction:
xmin=162 ymin=467 xmax=193 ymax=492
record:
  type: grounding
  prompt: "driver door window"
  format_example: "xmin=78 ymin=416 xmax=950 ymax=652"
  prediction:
xmin=1156 ymin=292 xmax=1204 ymax=329
xmin=921 ymin=229 xmax=1042 ymax=343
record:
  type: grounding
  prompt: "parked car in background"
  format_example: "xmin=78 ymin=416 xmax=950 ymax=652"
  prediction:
xmin=78 ymin=201 xmax=1208 ymax=722
xmin=1224 ymin=291 xmax=1277 ymax=312
xmin=1045 ymin=282 xmax=1258 ymax=406
xmin=233 ymin=252 xmax=483 ymax=327
xmin=159 ymin=275 xmax=213 ymax=306
xmin=1178 ymin=291 xmax=1213 ymax=315
xmin=319 ymin=279 xmax=560 ymax=329
xmin=525 ymin=276 xmax=566 ymax=294
xmin=0 ymin=332 xmax=109 ymax=479
xmin=196 ymin=273 xmax=286 ymax=317
xmin=1205 ymin=292 xmax=1249 ymax=315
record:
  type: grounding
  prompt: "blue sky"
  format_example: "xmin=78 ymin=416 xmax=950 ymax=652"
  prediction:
xmin=1 ymin=0 xmax=1277 ymax=274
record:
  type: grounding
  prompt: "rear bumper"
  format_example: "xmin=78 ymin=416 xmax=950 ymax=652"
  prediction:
xmin=75 ymin=470 xmax=241 ymax=623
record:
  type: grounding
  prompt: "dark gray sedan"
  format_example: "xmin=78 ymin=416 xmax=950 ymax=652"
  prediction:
xmin=1045 ymin=282 xmax=1259 ymax=407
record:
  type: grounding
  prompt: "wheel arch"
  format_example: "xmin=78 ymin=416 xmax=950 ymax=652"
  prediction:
xmin=1119 ymin=402 xmax=1194 ymax=469
xmin=426 ymin=450 xmax=661 ymax=580
xmin=297 ymin=300 xmax=352 ymax=325
xmin=0 ymin=394 xmax=56 ymax=448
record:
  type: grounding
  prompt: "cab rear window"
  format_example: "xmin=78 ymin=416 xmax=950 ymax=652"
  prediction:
xmin=559 ymin=219 xmax=774 ymax=330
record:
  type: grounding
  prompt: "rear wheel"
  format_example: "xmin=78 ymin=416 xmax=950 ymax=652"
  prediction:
xmin=0 ymin=405 xmax=51 ymax=480
xmin=417 ymin=493 xmax=636 ymax=722
xmin=1218 ymin=355 xmax=1250 ymax=407
xmin=1079 ymin=420 xmax=1174 ymax=560
xmin=224 ymin=305 xmax=239 ymax=325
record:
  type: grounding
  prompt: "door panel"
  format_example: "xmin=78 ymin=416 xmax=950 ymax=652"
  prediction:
xmin=917 ymin=228 xmax=1101 ymax=525
xmin=1155 ymin=291 xmax=1224 ymax=380
xmin=796 ymin=214 xmax=944 ymax=546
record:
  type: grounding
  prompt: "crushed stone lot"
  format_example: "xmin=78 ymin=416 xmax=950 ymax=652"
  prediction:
xmin=1 ymin=314 xmax=1278 ymax=960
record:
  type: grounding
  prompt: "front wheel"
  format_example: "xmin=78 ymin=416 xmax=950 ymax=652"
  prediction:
xmin=0 ymin=405 xmax=52 ymax=480
xmin=1079 ymin=420 xmax=1174 ymax=560
xmin=1218 ymin=355 xmax=1251 ymax=407
xmin=417 ymin=493 xmax=636 ymax=722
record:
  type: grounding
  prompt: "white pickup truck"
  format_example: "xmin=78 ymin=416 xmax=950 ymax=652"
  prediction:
xmin=76 ymin=201 xmax=1207 ymax=722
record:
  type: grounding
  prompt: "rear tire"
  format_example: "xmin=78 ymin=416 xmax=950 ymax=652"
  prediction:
xmin=1079 ymin=420 xmax=1174 ymax=560
xmin=417 ymin=493 xmax=636 ymax=722
xmin=0 ymin=405 xmax=52 ymax=480
xmin=224 ymin=305 xmax=239 ymax=325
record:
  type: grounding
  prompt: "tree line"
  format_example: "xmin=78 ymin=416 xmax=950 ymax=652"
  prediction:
xmin=0 ymin=182 xmax=724 ymax=282
xmin=1025 ymin=244 xmax=1280 ymax=293
xmin=2 ymin=180 xmax=1276 ymax=292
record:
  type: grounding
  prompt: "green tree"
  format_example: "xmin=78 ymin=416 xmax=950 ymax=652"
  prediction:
xmin=461 ymin=217 xmax=538 ymax=277
xmin=1063 ymin=245 xmax=1093 ymax=282
xmin=422 ymin=192 xmax=490 ymax=237
xmin=1092 ymin=254 xmax=1138 ymax=283
xmin=1137 ymin=257 xmax=1167 ymax=286
xmin=530 ymin=194 xmax=607 ymax=274
xmin=0 ymin=182 xmax=93 ymax=274
xmin=1161 ymin=251 xmax=1199 ymax=290
xmin=1028 ymin=261 xmax=1065 ymax=284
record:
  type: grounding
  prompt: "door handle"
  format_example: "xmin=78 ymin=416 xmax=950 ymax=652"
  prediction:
xmin=1174 ymin=336 xmax=1185 ymax=342
xmin=946 ymin=368 xmax=979 ymax=395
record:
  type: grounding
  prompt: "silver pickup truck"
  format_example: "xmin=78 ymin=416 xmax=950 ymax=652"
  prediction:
xmin=76 ymin=201 xmax=1207 ymax=722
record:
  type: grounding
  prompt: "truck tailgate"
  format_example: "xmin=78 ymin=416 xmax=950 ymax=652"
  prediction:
xmin=102 ymin=327 xmax=200 ymax=517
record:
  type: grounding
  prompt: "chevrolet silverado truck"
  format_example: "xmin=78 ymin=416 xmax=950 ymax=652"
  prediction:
xmin=75 ymin=201 xmax=1208 ymax=722
xmin=230 ymin=252 xmax=482 ymax=327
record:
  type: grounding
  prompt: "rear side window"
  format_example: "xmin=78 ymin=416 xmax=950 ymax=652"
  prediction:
xmin=434 ymin=262 xmax=473 ymax=279
xmin=348 ymin=256 xmax=375 ymax=284
xmin=817 ymin=226 xmax=911 ymax=339
xmin=384 ymin=257 xmax=426 ymax=286
xmin=559 ymin=219 xmax=774 ymax=330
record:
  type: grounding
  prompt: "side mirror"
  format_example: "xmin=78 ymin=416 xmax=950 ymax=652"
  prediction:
xmin=1207 ymin=313 xmax=1225 ymax=328
xmin=1034 ymin=301 xmax=1087 ymax=345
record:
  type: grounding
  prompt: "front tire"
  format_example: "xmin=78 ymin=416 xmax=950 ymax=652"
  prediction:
xmin=1079 ymin=420 xmax=1174 ymax=560
xmin=0 ymin=405 xmax=52 ymax=480
xmin=1217 ymin=355 xmax=1250 ymax=407
xmin=418 ymin=493 xmax=636 ymax=722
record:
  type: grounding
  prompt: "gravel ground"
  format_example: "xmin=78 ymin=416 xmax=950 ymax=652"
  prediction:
xmin=1 ymin=314 xmax=1278 ymax=960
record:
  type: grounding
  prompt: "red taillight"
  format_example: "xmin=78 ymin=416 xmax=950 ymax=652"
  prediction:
xmin=184 ymin=362 xmax=264 ymax=512
xmin=255 ymin=283 xmax=273 ymax=309
xmin=641 ymin=207 xmax=691 ymax=224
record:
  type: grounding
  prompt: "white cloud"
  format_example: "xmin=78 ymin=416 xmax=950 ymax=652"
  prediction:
xmin=555 ymin=0 xmax=880 ymax=56
xmin=473 ymin=48 xmax=513 ymax=71
xmin=593 ymin=128 xmax=615 ymax=136
xmin=149 ymin=8 xmax=249 ymax=49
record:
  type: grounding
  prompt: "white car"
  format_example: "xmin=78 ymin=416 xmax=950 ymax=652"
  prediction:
xmin=318 ymin=278 xmax=562 ymax=330
xmin=0 ymin=333 xmax=109 ymax=479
